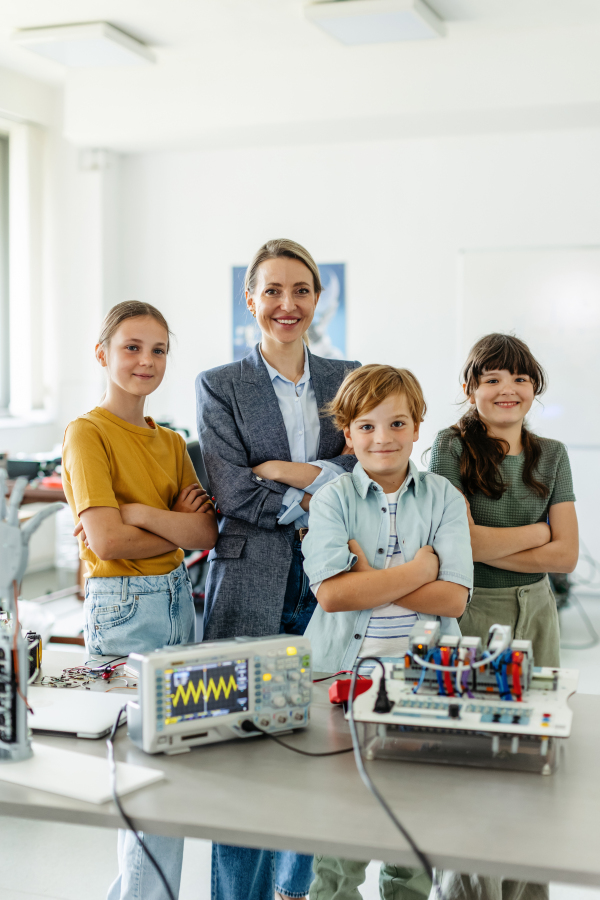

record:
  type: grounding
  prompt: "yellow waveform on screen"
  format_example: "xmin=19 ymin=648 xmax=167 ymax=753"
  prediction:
xmin=171 ymin=674 xmax=238 ymax=707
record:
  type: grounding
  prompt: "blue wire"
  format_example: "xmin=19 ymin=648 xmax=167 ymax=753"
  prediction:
xmin=434 ymin=648 xmax=445 ymax=695
xmin=411 ymin=649 xmax=434 ymax=694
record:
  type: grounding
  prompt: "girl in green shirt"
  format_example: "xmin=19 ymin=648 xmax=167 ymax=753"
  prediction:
xmin=429 ymin=332 xmax=578 ymax=669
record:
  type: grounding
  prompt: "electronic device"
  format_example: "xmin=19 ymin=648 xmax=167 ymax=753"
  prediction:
xmin=349 ymin=621 xmax=578 ymax=775
xmin=27 ymin=686 xmax=130 ymax=739
xmin=0 ymin=472 xmax=63 ymax=763
xmin=126 ymin=635 xmax=312 ymax=755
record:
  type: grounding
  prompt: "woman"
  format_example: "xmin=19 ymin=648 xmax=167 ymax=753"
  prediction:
xmin=196 ymin=239 xmax=360 ymax=900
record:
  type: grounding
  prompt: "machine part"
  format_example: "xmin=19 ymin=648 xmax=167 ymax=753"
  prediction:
xmin=404 ymin=621 xmax=533 ymax=699
xmin=349 ymin=652 xmax=577 ymax=775
xmin=26 ymin=632 xmax=42 ymax=683
xmin=127 ymin=635 xmax=312 ymax=754
xmin=0 ymin=470 xmax=63 ymax=763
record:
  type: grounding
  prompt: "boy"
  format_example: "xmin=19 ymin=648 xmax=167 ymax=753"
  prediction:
xmin=302 ymin=363 xmax=473 ymax=900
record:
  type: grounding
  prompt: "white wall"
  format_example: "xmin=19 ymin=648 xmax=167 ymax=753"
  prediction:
xmin=0 ymin=67 xmax=113 ymax=456
xmin=115 ymin=127 xmax=600 ymax=562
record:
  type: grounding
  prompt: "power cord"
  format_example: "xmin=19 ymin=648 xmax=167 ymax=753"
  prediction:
xmin=240 ymin=719 xmax=353 ymax=756
xmin=106 ymin=706 xmax=176 ymax=900
xmin=347 ymin=657 xmax=445 ymax=900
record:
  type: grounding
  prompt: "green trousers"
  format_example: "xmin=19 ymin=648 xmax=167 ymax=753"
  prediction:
xmin=443 ymin=576 xmax=557 ymax=900
xmin=458 ymin=575 xmax=560 ymax=668
xmin=309 ymin=856 xmax=431 ymax=900
xmin=440 ymin=873 xmax=548 ymax=900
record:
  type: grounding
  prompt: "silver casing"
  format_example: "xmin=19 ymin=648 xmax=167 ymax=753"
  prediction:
xmin=127 ymin=635 xmax=312 ymax=755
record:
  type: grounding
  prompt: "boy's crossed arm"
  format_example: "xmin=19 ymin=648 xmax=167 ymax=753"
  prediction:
xmin=317 ymin=540 xmax=467 ymax=618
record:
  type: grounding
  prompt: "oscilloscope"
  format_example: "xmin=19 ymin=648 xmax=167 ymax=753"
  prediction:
xmin=126 ymin=635 xmax=312 ymax=754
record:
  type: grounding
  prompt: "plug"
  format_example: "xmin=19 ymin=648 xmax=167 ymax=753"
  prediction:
xmin=373 ymin=677 xmax=394 ymax=714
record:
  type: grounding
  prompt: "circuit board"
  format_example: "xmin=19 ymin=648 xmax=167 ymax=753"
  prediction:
xmin=350 ymin=664 xmax=578 ymax=739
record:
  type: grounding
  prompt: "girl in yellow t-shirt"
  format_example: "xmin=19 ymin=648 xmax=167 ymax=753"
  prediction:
xmin=62 ymin=300 xmax=217 ymax=900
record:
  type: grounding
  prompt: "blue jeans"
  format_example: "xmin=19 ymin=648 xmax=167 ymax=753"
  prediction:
xmin=211 ymin=538 xmax=315 ymax=900
xmin=84 ymin=563 xmax=195 ymax=900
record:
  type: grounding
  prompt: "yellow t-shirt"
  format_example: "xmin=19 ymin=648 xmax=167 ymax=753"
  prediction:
xmin=62 ymin=407 xmax=199 ymax=578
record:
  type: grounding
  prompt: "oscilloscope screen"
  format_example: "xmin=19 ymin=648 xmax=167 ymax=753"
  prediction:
xmin=165 ymin=659 xmax=249 ymax=725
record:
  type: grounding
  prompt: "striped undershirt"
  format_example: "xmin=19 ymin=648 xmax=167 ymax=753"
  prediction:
xmin=359 ymin=488 xmax=417 ymax=661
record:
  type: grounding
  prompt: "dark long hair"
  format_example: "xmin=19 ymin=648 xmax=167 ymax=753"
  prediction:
xmin=452 ymin=334 xmax=549 ymax=500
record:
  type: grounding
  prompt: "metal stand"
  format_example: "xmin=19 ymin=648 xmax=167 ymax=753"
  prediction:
xmin=362 ymin=722 xmax=558 ymax=775
xmin=0 ymin=471 xmax=63 ymax=763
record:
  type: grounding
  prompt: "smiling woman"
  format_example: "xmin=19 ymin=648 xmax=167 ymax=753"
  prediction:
xmin=195 ymin=238 xmax=361 ymax=900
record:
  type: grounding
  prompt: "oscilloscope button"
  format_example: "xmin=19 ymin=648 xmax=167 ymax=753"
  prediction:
xmin=287 ymin=671 xmax=300 ymax=681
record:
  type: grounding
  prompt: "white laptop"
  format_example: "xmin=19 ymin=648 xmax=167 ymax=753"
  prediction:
xmin=28 ymin=686 xmax=133 ymax=739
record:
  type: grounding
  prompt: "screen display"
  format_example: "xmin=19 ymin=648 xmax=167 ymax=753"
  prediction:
xmin=163 ymin=659 xmax=249 ymax=726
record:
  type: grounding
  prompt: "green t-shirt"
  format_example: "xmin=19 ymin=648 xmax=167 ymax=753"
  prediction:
xmin=429 ymin=427 xmax=576 ymax=589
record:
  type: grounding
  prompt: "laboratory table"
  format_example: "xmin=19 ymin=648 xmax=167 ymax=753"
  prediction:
xmin=0 ymin=651 xmax=598 ymax=886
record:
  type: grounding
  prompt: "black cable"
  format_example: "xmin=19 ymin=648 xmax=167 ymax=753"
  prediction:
xmin=248 ymin=723 xmax=354 ymax=757
xmin=347 ymin=657 xmax=446 ymax=900
xmin=312 ymin=670 xmax=370 ymax=683
xmin=107 ymin=707 xmax=176 ymax=900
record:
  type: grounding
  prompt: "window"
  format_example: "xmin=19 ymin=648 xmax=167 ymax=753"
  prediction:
xmin=0 ymin=135 xmax=8 ymax=414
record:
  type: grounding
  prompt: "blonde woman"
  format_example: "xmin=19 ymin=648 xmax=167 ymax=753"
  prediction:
xmin=196 ymin=239 xmax=360 ymax=900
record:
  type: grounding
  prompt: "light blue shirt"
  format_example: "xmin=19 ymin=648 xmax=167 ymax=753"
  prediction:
xmin=302 ymin=459 xmax=473 ymax=673
xmin=260 ymin=346 xmax=345 ymax=528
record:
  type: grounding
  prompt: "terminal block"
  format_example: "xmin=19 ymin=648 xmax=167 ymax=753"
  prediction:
xmin=402 ymin=620 xmax=533 ymax=700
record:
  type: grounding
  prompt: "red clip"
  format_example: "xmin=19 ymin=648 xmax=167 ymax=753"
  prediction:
xmin=328 ymin=678 xmax=372 ymax=705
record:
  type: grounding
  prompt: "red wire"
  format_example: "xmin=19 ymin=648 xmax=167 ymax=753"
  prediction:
xmin=512 ymin=652 xmax=522 ymax=701
xmin=441 ymin=647 xmax=454 ymax=696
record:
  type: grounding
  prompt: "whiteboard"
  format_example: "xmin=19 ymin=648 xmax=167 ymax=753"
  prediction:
xmin=459 ymin=248 xmax=600 ymax=448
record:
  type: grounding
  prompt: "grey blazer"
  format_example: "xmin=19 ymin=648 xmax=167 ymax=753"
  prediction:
xmin=195 ymin=344 xmax=360 ymax=640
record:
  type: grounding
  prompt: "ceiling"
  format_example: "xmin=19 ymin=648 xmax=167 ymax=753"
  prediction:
xmin=1 ymin=0 xmax=600 ymax=150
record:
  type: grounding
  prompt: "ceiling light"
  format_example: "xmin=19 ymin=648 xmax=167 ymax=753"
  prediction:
xmin=304 ymin=0 xmax=445 ymax=45
xmin=11 ymin=22 xmax=155 ymax=67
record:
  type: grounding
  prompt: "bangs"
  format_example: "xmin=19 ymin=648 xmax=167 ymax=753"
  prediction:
xmin=464 ymin=334 xmax=547 ymax=396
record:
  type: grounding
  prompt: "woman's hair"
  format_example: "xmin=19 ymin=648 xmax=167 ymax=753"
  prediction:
xmin=453 ymin=333 xmax=548 ymax=499
xmin=99 ymin=301 xmax=173 ymax=351
xmin=245 ymin=239 xmax=322 ymax=347
xmin=324 ymin=364 xmax=426 ymax=431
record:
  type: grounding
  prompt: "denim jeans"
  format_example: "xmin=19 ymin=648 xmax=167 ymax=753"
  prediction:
xmin=84 ymin=563 xmax=195 ymax=900
xmin=211 ymin=538 xmax=315 ymax=900
xmin=279 ymin=538 xmax=318 ymax=637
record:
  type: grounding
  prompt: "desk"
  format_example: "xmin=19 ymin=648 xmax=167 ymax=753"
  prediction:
xmin=0 ymin=652 xmax=598 ymax=887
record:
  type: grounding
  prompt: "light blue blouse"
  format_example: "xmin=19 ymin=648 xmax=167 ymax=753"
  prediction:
xmin=260 ymin=346 xmax=345 ymax=528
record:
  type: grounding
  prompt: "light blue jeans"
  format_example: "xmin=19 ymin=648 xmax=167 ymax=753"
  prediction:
xmin=84 ymin=562 xmax=195 ymax=900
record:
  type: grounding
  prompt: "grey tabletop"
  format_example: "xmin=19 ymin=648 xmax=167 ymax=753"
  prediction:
xmin=0 ymin=652 xmax=599 ymax=886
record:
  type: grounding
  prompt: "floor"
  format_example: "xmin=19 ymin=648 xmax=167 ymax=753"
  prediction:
xmin=2 ymin=577 xmax=599 ymax=900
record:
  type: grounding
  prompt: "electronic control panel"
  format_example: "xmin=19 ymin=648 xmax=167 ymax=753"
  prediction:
xmin=127 ymin=635 xmax=312 ymax=754
xmin=348 ymin=622 xmax=578 ymax=774
xmin=350 ymin=666 xmax=578 ymax=739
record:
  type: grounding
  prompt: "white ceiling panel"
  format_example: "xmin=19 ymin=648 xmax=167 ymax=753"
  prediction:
xmin=1 ymin=0 xmax=600 ymax=148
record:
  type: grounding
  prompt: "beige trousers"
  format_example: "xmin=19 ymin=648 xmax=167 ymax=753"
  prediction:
xmin=458 ymin=575 xmax=560 ymax=668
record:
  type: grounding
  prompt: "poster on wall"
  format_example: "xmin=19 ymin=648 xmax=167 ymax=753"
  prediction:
xmin=232 ymin=263 xmax=346 ymax=361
